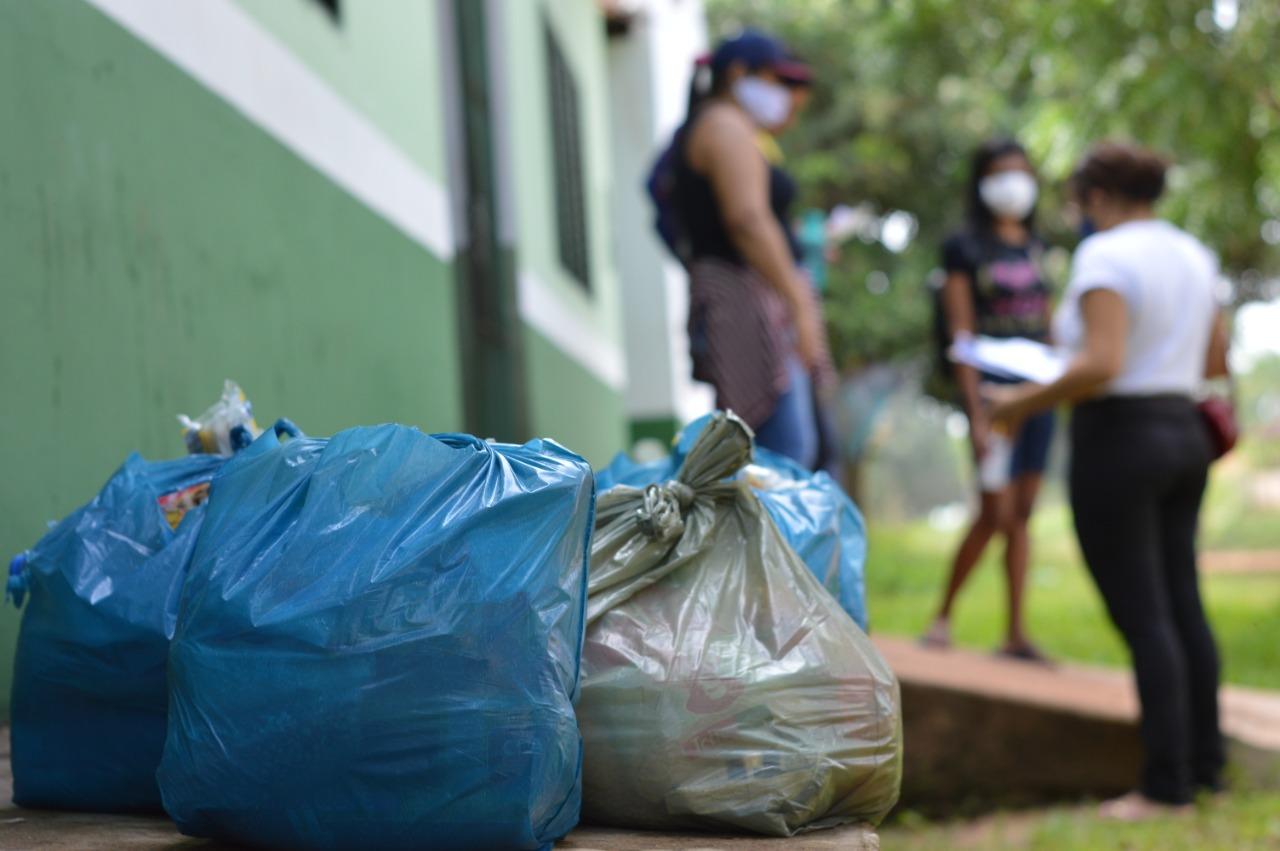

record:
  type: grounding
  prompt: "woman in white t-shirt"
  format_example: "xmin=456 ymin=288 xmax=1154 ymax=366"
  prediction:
xmin=989 ymin=142 xmax=1231 ymax=820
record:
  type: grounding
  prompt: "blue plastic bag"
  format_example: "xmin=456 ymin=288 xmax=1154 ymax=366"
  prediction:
xmin=596 ymin=413 xmax=868 ymax=630
xmin=7 ymin=452 xmax=224 ymax=812
xmin=157 ymin=424 xmax=595 ymax=851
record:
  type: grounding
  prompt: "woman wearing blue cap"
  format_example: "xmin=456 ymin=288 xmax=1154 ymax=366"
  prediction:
xmin=672 ymin=29 xmax=833 ymax=469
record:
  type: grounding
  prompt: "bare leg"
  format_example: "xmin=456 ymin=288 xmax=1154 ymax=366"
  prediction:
xmin=996 ymin=472 xmax=1053 ymax=663
xmin=1002 ymin=473 xmax=1042 ymax=647
xmin=924 ymin=489 xmax=1010 ymax=645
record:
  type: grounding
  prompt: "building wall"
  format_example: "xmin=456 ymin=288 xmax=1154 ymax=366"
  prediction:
xmin=0 ymin=0 xmax=463 ymax=715
xmin=0 ymin=0 xmax=634 ymax=717
xmin=498 ymin=0 xmax=630 ymax=464
xmin=606 ymin=0 xmax=713 ymax=445
xmin=233 ymin=0 xmax=450 ymax=183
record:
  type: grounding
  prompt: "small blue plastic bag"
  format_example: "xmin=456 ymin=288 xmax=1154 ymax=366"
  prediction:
xmin=157 ymin=424 xmax=595 ymax=851
xmin=596 ymin=413 xmax=868 ymax=630
xmin=7 ymin=452 xmax=224 ymax=812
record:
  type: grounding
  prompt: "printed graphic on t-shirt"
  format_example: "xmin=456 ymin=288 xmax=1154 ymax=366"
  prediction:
xmin=986 ymin=258 xmax=1040 ymax=291
xmin=944 ymin=231 xmax=1052 ymax=340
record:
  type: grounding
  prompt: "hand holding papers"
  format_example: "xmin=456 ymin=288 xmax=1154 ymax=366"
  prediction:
xmin=949 ymin=334 xmax=1069 ymax=385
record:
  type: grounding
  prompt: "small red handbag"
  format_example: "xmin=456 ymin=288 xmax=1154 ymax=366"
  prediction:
xmin=1198 ymin=396 xmax=1239 ymax=460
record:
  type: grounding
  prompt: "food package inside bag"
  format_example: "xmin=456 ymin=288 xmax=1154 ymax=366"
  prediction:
xmin=177 ymin=379 xmax=261 ymax=456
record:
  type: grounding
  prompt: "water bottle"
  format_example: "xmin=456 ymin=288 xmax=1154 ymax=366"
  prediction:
xmin=979 ymin=428 xmax=1012 ymax=493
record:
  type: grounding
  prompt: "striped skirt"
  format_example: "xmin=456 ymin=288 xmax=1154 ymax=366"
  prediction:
xmin=688 ymin=257 xmax=802 ymax=429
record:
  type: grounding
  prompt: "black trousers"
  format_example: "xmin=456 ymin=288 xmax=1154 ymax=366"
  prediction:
xmin=1070 ymin=394 xmax=1224 ymax=804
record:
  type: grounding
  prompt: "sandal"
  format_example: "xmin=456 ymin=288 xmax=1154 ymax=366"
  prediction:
xmin=996 ymin=641 xmax=1054 ymax=666
xmin=919 ymin=620 xmax=952 ymax=650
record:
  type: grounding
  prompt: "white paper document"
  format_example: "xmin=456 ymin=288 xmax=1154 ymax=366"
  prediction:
xmin=948 ymin=335 xmax=1069 ymax=385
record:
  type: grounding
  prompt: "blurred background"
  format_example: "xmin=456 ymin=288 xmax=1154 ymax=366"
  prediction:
xmin=1 ymin=0 xmax=1278 ymax=844
xmin=707 ymin=0 xmax=1280 ymax=513
xmin=699 ymin=0 xmax=1279 ymax=672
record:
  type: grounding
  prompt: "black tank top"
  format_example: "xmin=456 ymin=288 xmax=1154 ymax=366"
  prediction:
xmin=673 ymin=116 xmax=801 ymax=265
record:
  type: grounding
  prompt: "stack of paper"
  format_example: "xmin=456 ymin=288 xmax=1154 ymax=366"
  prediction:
xmin=949 ymin=335 xmax=1069 ymax=384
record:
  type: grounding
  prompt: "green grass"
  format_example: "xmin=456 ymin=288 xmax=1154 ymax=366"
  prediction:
xmin=865 ymin=465 xmax=1280 ymax=689
xmin=880 ymin=792 xmax=1280 ymax=850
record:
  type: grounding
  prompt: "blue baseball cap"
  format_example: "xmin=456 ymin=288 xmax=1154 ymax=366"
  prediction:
xmin=710 ymin=28 xmax=812 ymax=86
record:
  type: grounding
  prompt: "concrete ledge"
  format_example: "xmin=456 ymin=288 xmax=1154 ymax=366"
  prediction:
xmin=0 ymin=735 xmax=877 ymax=850
xmin=562 ymin=825 xmax=879 ymax=850
xmin=0 ymin=805 xmax=878 ymax=851
xmin=875 ymin=637 xmax=1280 ymax=813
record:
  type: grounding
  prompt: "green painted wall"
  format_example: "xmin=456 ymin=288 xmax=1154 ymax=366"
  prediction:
xmin=0 ymin=1 xmax=461 ymax=715
xmin=525 ymin=331 xmax=628 ymax=468
xmin=233 ymin=0 xmax=449 ymax=181
xmin=505 ymin=0 xmax=624 ymax=344
xmin=504 ymin=0 xmax=630 ymax=461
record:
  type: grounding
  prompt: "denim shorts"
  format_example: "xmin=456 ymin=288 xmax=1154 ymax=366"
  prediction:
xmin=984 ymin=372 xmax=1055 ymax=478
xmin=1010 ymin=409 xmax=1055 ymax=477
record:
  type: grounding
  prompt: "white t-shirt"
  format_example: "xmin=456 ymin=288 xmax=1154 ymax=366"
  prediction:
xmin=1054 ymin=220 xmax=1219 ymax=397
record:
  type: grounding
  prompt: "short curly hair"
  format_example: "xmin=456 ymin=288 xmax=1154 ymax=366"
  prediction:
xmin=1071 ymin=141 xmax=1171 ymax=204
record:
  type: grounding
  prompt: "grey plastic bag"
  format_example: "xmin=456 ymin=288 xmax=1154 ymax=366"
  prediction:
xmin=579 ymin=412 xmax=902 ymax=835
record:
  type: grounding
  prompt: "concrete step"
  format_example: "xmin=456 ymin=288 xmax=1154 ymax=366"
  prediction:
xmin=875 ymin=636 xmax=1280 ymax=812
xmin=562 ymin=824 xmax=878 ymax=850
xmin=0 ymin=734 xmax=878 ymax=850
xmin=0 ymin=811 xmax=880 ymax=851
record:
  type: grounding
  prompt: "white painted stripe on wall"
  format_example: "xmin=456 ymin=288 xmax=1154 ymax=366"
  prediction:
xmin=519 ymin=272 xmax=627 ymax=391
xmin=85 ymin=0 xmax=455 ymax=260
xmin=88 ymin=0 xmax=629 ymax=392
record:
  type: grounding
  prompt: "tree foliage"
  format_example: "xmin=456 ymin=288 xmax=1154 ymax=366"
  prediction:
xmin=707 ymin=0 xmax=1280 ymax=367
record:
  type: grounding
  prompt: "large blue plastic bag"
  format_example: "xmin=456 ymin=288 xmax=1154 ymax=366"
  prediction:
xmin=596 ymin=413 xmax=868 ymax=629
xmin=7 ymin=453 xmax=223 ymax=813
xmin=157 ymin=424 xmax=595 ymax=851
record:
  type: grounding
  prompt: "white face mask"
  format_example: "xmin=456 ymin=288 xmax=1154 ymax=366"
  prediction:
xmin=979 ymin=171 xmax=1038 ymax=219
xmin=731 ymin=76 xmax=791 ymax=129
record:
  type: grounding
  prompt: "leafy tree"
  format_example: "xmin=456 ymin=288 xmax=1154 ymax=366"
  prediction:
xmin=707 ymin=0 xmax=1280 ymax=368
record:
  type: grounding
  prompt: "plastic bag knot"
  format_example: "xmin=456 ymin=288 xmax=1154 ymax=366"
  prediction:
xmin=635 ymin=481 xmax=695 ymax=540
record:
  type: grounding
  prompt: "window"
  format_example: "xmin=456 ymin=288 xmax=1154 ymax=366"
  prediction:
xmin=543 ymin=19 xmax=591 ymax=290
xmin=309 ymin=0 xmax=340 ymax=24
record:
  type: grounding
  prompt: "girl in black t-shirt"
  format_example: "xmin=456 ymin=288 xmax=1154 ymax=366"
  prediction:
xmin=922 ymin=138 xmax=1055 ymax=663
